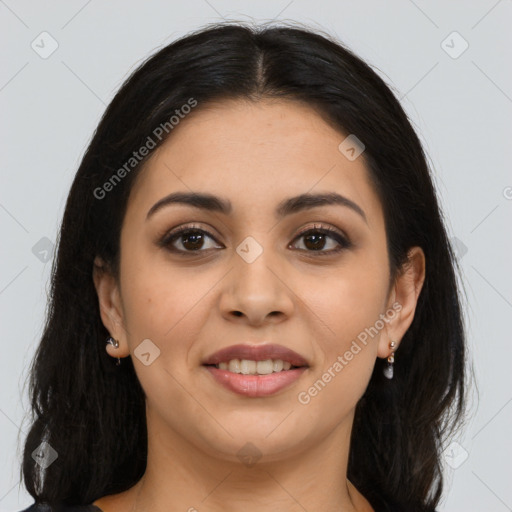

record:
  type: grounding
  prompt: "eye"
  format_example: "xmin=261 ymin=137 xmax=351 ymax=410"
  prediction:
xmin=160 ymin=224 xmax=222 ymax=254
xmin=159 ymin=222 xmax=352 ymax=256
xmin=289 ymin=224 xmax=352 ymax=255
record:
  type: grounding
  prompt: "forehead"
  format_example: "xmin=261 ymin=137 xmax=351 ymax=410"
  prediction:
xmin=128 ymin=99 xmax=382 ymax=228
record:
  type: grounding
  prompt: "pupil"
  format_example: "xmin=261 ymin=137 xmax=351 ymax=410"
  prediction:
xmin=305 ymin=233 xmax=325 ymax=250
xmin=183 ymin=231 xmax=203 ymax=250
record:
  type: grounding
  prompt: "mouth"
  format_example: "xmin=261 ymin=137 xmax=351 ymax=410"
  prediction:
xmin=203 ymin=359 xmax=306 ymax=374
xmin=201 ymin=343 xmax=310 ymax=397
xmin=202 ymin=343 xmax=310 ymax=369
xmin=202 ymin=364 xmax=308 ymax=397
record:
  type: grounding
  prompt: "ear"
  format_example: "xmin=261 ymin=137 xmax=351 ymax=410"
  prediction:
xmin=92 ymin=256 xmax=130 ymax=358
xmin=377 ymin=246 xmax=426 ymax=359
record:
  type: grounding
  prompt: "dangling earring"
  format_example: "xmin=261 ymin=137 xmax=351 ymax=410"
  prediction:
xmin=106 ymin=336 xmax=121 ymax=366
xmin=383 ymin=340 xmax=396 ymax=379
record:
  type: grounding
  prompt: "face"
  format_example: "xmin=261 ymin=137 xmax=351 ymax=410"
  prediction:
xmin=95 ymin=98 xmax=424 ymax=464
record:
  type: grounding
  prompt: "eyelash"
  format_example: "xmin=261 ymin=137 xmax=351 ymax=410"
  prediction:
xmin=159 ymin=223 xmax=352 ymax=257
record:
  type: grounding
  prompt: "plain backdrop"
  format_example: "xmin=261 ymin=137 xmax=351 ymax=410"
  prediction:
xmin=1 ymin=1 xmax=511 ymax=511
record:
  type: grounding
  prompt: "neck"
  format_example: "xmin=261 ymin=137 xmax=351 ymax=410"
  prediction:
xmin=95 ymin=407 xmax=374 ymax=512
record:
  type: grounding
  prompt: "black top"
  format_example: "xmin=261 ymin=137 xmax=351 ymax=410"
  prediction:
xmin=20 ymin=495 xmax=437 ymax=511
xmin=20 ymin=506 xmax=102 ymax=512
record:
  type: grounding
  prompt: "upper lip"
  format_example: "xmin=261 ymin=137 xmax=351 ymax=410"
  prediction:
xmin=202 ymin=343 xmax=310 ymax=367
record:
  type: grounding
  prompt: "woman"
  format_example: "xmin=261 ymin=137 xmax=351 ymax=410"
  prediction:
xmin=19 ymin=21 xmax=468 ymax=512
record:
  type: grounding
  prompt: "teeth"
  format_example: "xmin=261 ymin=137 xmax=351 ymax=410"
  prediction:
xmin=256 ymin=360 xmax=273 ymax=374
xmin=217 ymin=359 xmax=295 ymax=374
xmin=240 ymin=359 xmax=256 ymax=374
xmin=227 ymin=359 xmax=240 ymax=373
xmin=273 ymin=359 xmax=283 ymax=372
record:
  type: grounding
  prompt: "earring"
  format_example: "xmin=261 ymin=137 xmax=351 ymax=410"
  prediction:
xmin=106 ymin=336 xmax=121 ymax=366
xmin=383 ymin=340 xmax=396 ymax=379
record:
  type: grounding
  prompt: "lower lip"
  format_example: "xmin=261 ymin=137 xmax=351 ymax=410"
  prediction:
xmin=203 ymin=366 xmax=308 ymax=397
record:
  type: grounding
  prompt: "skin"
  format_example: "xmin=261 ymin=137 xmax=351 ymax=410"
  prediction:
xmin=92 ymin=98 xmax=425 ymax=512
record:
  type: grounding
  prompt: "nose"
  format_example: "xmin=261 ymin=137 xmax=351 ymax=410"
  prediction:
xmin=219 ymin=244 xmax=294 ymax=326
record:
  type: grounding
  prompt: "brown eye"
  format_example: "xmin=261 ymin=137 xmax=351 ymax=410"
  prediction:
xmin=290 ymin=225 xmax=352 ymax=255
xmin=161 ymin=226 xmax=222 ymax=253
xmin=159 ymin=223 xmax=351 ymax=257
xmin=177 ymin=230 xmax=207 ymax=251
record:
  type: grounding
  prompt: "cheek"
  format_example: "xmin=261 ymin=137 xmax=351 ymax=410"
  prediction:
xmin=297 ymin=257 xmax=388 ymax=344
xmin=118 ymin=258 xmax=212 ymax=404
xmin=299 ymin=289 xmax=380 ymax=417
xmin=293 ymin=256 xmax=386 ymax=402
xmin=119 ymin=252 xmax=215 ymax=359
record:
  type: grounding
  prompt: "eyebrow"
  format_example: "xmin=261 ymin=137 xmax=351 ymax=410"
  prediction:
xmin=146 ymin=191 xmax=367 ymax=224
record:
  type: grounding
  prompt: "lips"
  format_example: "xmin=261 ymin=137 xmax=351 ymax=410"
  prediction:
xmin=202 ymin=343 xmax=310 ymax=367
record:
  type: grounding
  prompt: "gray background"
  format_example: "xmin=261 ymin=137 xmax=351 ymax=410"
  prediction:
xmin=1 ymin=1 xmax=511 ymax=510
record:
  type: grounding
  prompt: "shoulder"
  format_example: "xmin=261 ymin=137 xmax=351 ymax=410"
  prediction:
xmin=19 ymin=504 xmax=102 ymax=512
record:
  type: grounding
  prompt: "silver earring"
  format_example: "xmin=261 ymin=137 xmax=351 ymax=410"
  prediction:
xmin=106 ymin=336 xmax=121 ymax=366
xmin=383 ymin=340 xmax=396 ymax=379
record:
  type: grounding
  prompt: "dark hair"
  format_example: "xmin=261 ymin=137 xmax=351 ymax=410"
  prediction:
xmin=19 ymin=20 xmax=470 ymax=510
